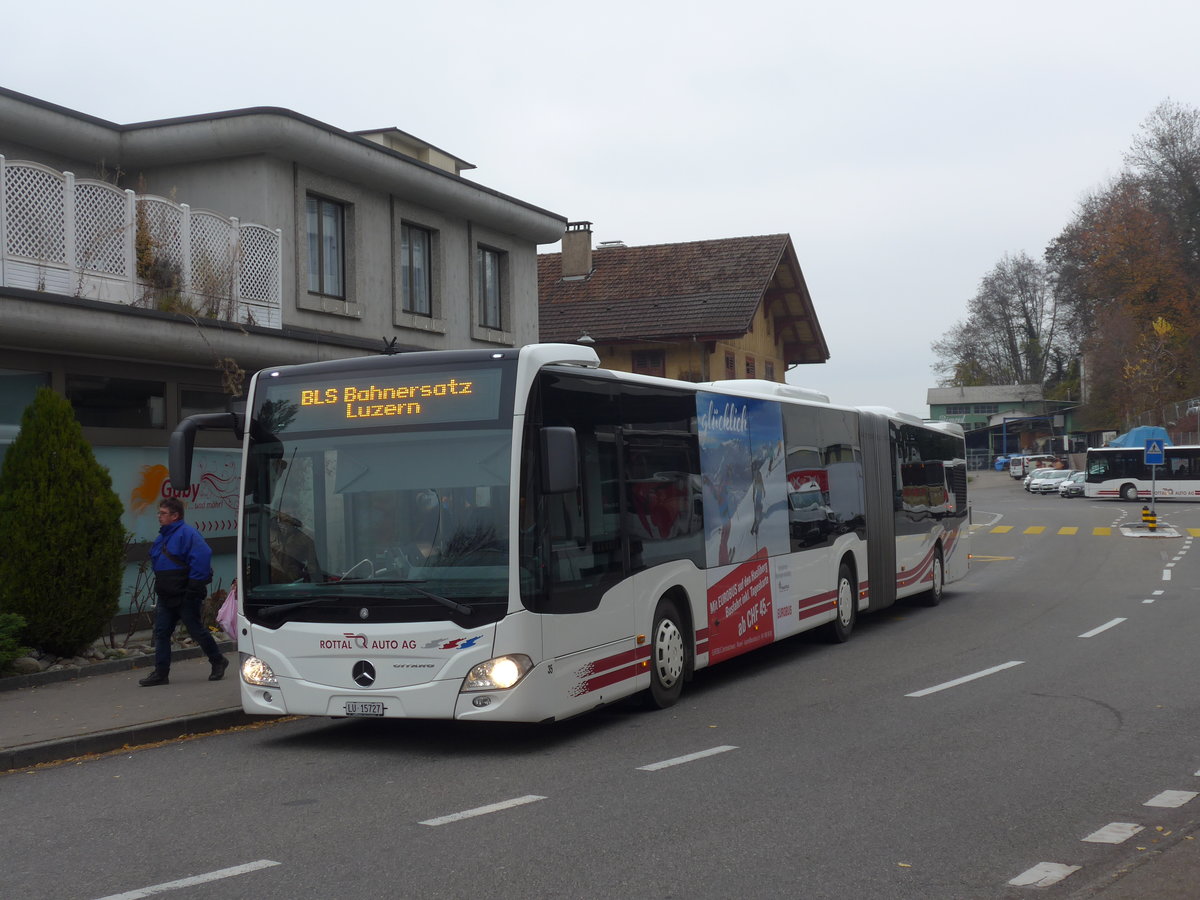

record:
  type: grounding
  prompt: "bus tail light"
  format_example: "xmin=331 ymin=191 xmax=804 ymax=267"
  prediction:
xmin=462 ymin=655 xmax=533 ymax=691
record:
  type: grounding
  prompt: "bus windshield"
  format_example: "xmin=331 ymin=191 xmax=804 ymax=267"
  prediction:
xmin=241 ymin=362 xmax=515 ymax=625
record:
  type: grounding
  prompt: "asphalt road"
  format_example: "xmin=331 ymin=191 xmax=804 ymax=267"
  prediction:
xmin=4 ymin=472 xmax=1199 ymax=899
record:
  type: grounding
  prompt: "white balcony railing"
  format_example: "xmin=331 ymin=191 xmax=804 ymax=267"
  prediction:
xmin=0 ymin=156 xmax=282 ymax=328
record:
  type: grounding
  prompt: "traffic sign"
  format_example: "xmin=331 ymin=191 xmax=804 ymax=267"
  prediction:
xmin=1144 ymin=440 xmax=1165 ymax=466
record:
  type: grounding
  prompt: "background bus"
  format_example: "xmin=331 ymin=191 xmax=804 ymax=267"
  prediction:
xmin=1084 ymin=445 xmax=1200 ymax=500
xmin=170 ymin=344 xmax=969 ymax=722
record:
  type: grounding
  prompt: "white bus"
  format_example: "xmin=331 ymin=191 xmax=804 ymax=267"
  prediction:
xmin=1084 ymin=445 xmax=1200 ymax=501
xmin=170 ymin=344 xmax=969 ymax=722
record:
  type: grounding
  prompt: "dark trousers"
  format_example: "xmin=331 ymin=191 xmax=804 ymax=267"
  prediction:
xmin=153 ymin=593 xmax=221 ymax=671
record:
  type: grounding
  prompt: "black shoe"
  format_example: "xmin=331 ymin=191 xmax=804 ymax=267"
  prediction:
xmin=139 ymin=669 xmax=169 ymax=687
xmin=209 ymin=656 xmax=229 ymax=681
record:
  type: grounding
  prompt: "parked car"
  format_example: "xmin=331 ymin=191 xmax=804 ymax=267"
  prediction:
xmin=1030 ymin=469 xmax=1074 ymax=494
xmin=1058 ymin=470 xmax=1086 ymax=498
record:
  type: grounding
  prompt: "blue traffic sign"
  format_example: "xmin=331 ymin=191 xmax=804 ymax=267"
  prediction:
xmin=1144 ymin=440 xmax=1165 ymax=466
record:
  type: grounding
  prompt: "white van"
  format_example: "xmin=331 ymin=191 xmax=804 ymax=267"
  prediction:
xmin=1009 ymin=454 xmax=1057 ymax=479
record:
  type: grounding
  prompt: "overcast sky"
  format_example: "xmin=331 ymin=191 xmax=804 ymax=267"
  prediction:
xmin=5 ymin=0 xmax=1199 ymax=414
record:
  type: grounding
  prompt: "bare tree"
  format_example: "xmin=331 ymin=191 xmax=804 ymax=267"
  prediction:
xmin=932 ymin=253 xmax=1059 ymax=386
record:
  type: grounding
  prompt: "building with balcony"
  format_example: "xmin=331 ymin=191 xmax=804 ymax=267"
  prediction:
xmin=0 ymin=85 xmax=566 ymax=611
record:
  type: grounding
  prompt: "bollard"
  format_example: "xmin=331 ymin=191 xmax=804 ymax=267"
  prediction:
xmin=1142 ymin=505 xmax=1157 ymax=531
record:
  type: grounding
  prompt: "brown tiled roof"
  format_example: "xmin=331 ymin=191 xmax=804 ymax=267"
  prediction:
xmin=537 ymin=233 xmax=828 ymax=364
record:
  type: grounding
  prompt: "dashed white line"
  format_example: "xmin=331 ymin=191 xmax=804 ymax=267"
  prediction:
xmin=1083 ymin=823 xmax=1143 ymax=844
xmin=93 ymin=861 xmax=281 ymax=900
xmin=905 ymin=661 xmax=1024 ymax=697
xmin=1163 ymin=569 xmax=1172 ymax=581
xmin=1008 ymin=862 xmax=1080 ymax=887
xmin=637 ymin=745 xmax=738 ymax=771
xmin=1078 ymin=618 xmax=1127 ymax=638
xmin=1144 ymin=790 xmax=1198 ymax=808
xmin=419 ymin=795 xmax=546 ymax=826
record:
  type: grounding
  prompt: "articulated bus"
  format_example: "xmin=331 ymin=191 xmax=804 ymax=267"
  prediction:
xmin=1084 ymin=445 xmax=1200 ymax=501
xmin=170 ymin=344 xmax=969 ymax=722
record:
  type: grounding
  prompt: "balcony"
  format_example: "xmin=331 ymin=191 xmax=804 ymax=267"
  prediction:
xmin=0 ymin=157 xmax=282 ymax=328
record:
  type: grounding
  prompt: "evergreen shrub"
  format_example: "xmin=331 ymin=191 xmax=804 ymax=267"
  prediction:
xmin=0 ymin=388 xmax=125 ymax=656
xmin=0 ymin=612 xmax=30 ymax=673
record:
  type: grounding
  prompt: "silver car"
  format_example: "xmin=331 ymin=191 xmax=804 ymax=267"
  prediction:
xmin=1029 ymin=469 xmax=1074 ymax=494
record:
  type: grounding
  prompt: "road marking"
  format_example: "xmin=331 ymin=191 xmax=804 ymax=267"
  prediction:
xmin=93 ymin=861 xmax=281 ymax=900
xmin=1023 ymin=526 xmax=1045 ymax=534
xmin=1188 ymin=528 xmax=1200 ymax=537
xmin=1083 ymin=823 xmax=1143 ymax=843
xmin=1154 ymin=590 xmax=1164 ymax=595
xmin=1143 ymin=597 xmax=1156 ymax=604
xmin=991 ymin=525 xmax=1013 ymax=533
xmin=1008 ymin=862 xmax=1080 ymax=887
xmin=1079 ymin=618 xmax=1126 ymax=638
xmin=419 ymin=795 xmax=546 ymax=826
xmin=1058 ymin=526 xmax=1078 ymax=535
xmin=1163 ymin=569 xmax=1172 ymax=581
xmin=905 ymin=661 xmax=1024 ymax=697
xmin=638 ymin=745 xmax=739 ymax=771
xmin=1144 ymin=790 xmax=1198 ymax=808
xmin=1093 ymin=527 xmax=1112 ymax=536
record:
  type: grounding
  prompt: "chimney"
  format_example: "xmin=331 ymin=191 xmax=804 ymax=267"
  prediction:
xmin=562 ymin=221 xmax=593 ymax=280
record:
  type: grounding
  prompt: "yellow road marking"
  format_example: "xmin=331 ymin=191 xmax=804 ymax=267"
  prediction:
xmin=1058 ymin=526 xmax=1078 ymax=535
xmin=1093 ymin=527 xmax=1112 ymax=536
xmin=990 ymin=525 xmax=1013 ymax=533
xmin=1024 ymin=526 xmax=1045 ymax=534
xmin=1188 ymin=528 xmax=1200 ymax=537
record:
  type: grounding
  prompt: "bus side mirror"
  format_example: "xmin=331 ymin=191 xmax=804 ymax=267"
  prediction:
xmin=540 ymin=426 xmax=579 ymax=494
xmin=169 ymin=412 xmax=237 ymax=491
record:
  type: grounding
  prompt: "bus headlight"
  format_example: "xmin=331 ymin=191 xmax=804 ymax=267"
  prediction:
xmin=242 ymin=655 xmax=279 ymax=687
xmin=461 ymin=654 xmax=532 ymax=691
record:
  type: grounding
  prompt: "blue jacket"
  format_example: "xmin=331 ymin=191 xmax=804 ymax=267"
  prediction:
xmin=150 ymin=519 xmax=213 ymax=583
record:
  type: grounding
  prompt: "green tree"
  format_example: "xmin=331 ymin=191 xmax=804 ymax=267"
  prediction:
xmin=0 ymin=388 xmax=125 ymax=656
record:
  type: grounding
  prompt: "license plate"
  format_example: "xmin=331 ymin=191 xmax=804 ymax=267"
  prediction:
xmin=344 ymin=701 xmax=385 ymax=717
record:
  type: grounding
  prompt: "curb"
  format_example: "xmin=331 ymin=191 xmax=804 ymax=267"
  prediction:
xmin=0 ymin=707 xmax=260 ymax=772
xmin=0 ymin=640 xmax=235 ymax=693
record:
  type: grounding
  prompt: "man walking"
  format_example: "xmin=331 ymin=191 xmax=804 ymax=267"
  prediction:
xmin=139 ymin=497 xmax=229 ymax=686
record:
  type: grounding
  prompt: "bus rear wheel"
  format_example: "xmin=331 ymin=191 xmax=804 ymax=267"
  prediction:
xmin=646 ymin=597 xmax=686 ymax=709
xmin=822 ymin=562 xmax=857 ymax=643
xmin=1120 ymin=483 xmax=1139 ymax=501
xmin=921 ymin=545 xmax=944 ymax=607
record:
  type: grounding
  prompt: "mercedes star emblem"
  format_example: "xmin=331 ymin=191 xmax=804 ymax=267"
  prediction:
xmin=352 ymin=660 xmax=376 ymax=687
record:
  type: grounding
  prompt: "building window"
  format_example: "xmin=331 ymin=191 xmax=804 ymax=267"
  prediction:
xmin=632 ymin=350 xmax=665 ymax=377
xmin=745 ymin=356 xmax=756 ymax=378
xmin=66 ymin=375 xmax=165 ymax=428
xmin=973 ymin=403 xmax=998 ymax=415
xmin=306 ymin=195 xmax=345 ymax=298
xmin=181 ymin=387 xmax=232 ymax=418
xmin=0 ymin=369 xmax=50 ymax=424
xmin=765 ymin=361 xmax=775 ymax=381
xmin=401 ymin=223 xmax=432 ymax=316
xmin=725 ymin=352 xmax=735 ymax=377
xmin=945 ymin=404 xmax=970 ymax=415
xmin=477 ymin=246 xmax=504 ymax=329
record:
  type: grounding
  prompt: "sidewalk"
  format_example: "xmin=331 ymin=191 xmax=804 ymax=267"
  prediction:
xmin=0 ymin=642 xmax=256 ymax=771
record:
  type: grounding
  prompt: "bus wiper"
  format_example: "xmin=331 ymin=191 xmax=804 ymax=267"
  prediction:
xmin=260 ymin=596 xmax=339 ymax=619
xmin=335 ymin=578 xmax=474 ymax=616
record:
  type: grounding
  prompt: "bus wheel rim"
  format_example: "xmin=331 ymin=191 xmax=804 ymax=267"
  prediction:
xmin=655 ymin=619 xmax=685 ymax=687
xmin=838 ymin=578 xmax=854 ymax=626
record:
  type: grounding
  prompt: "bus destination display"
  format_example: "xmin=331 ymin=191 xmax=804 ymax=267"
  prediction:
xmin=268 ymin=367 xmax=504 ymax=431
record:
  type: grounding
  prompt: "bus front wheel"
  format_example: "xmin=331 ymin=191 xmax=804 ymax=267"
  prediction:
xmin=646 ymin=597 xmax=687 ymax=709
xmin=1120 ymin=483 xmax=1139 ymax=501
